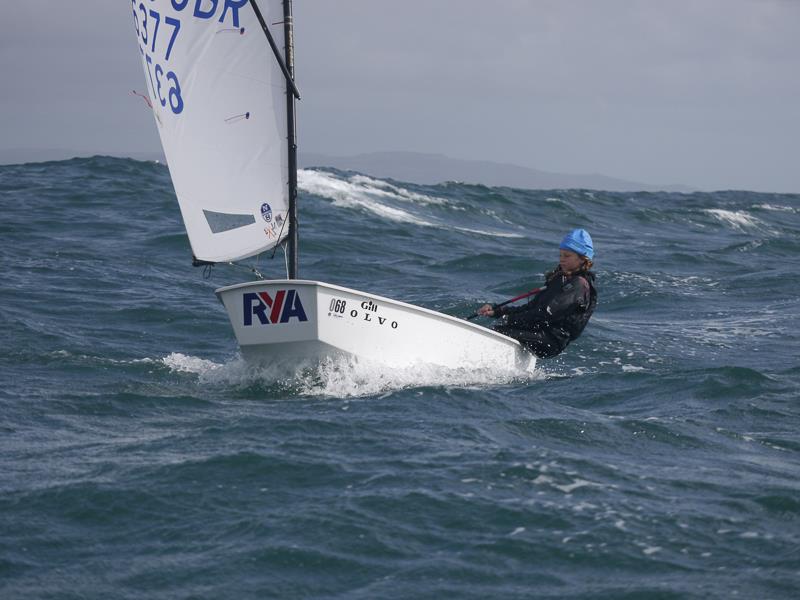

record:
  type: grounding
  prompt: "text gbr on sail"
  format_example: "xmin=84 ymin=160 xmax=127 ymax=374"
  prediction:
xmin=168 ymin=0 xmax=249 ymax=27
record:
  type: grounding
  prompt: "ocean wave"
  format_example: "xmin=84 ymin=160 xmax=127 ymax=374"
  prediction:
xmin=298 ymin=168 xmax=435 ymax=226
xmin=609 ymin=272 xmax=721 ymax=296
xmin=703 ymin=208 xmax=768 ymax=231
xmin=752 ymin=203 xmax=797 ymax=213
xmin=298 ymin=169 xmax=524 ymax=238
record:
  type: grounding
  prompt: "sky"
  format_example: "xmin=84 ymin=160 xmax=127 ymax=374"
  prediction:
xmin=1 ymin=0 xmax=798 ymax=192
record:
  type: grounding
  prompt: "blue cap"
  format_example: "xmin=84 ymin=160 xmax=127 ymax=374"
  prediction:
xmin=560 ymin=228 xmax=594 ymax=259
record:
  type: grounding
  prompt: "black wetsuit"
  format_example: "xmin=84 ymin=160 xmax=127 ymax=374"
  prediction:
xmin=492 ymin=269 xmax=597 ymax=358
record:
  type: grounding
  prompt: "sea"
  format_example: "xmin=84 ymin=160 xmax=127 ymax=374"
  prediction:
xmin=1 ymin=156 xmax=799 ymax=599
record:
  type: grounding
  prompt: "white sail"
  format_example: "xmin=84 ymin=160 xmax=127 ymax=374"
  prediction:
xmin=132 ymin=0 xmax=290 ymax=262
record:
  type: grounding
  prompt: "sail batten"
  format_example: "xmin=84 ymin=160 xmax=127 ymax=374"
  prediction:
xmin=133 ymin=0 xmax=290 ymax=263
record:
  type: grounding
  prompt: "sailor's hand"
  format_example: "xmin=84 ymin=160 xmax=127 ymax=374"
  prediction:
xmin=477 ymin=304 xmax=495 ymax=317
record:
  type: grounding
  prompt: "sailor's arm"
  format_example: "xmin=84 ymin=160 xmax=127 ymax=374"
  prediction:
xmin=477 ymin=302 xmax=529 ymax=318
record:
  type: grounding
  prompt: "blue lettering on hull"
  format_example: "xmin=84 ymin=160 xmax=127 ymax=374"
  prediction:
xmin=243 ymin=290 xmax=309 ymax=326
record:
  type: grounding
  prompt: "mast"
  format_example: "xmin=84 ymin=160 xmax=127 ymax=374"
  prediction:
xmin=249 ymin=0 xmax=299 ymax=278
xmin=284 ymin=0 xmax=299 ymax=279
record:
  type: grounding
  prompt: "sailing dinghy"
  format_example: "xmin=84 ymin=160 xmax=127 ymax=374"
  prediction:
xmin=133 ymin=0 xmax=534 ymax=371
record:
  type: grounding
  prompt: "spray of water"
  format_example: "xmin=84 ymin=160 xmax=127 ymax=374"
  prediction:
xmin=160 ymin=351 xmax=544 ymax=398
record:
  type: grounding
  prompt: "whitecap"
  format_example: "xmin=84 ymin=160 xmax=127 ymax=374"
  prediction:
xmin=451 ymin=225 xmax=525 ymax=239
xmin=348 ymin=173 xmax=447 ymax=206
xmin=553 ymin=479 xmax=599 ymax=493
xmin=740 ymin=531 xmax=759 ymax=539
xmin=161 ymin=352 xmax=224 ymax=374
xmin=754 ymin=203 xmax=796 ymax=213
xmin=703 ymin=209 xmax=763 ymax=230
xmin=298 ymin=169 xmax=524 ymax=238
xmin=297 ymin=169 xmax=433 ymax=226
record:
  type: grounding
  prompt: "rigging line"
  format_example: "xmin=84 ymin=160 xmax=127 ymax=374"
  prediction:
xmin=250 ymin=254 xmax=265 ymax=280
xmin=269 ymin=212 xmax=289 ymax=260
xmin=283 ymin=243 xmax=289 ymax=279
xmin=219 ymin=260 xmax=265 ymax=280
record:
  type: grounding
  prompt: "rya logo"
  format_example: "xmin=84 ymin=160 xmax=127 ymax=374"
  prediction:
xmin=243 ymin=290 xmax=308 ymax=326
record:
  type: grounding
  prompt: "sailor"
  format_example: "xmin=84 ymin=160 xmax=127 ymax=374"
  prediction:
xmin=477 ymin=228 xmax=597 ymax=358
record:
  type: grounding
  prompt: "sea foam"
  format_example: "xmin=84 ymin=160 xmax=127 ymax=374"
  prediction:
xmin=159 ymin=351 xmax=543 ymax=399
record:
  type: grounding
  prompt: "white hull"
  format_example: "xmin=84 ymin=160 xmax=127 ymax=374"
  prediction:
xmin=215 ymin=280 xmax=535 ymax=371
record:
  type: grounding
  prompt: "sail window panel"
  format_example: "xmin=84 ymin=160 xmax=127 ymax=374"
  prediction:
xmin=203 ymin=209 xmax=256 ymax=234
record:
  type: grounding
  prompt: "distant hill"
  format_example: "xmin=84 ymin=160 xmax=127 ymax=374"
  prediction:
xmin=0 ymin=148 xmax=164 ymax=165
xmin=1 ymin=147 xmax=689 ymax=192
xmin=299 ymin=151 xmax=691 ymax=193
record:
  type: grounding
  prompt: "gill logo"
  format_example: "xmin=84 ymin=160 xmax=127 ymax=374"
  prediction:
xmin=243 ymin=290 xmax=308 ymax=326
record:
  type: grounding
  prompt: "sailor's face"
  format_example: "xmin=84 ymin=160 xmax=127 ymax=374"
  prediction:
xmin=559 ymin=249 xmax=582 ymax=273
